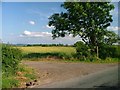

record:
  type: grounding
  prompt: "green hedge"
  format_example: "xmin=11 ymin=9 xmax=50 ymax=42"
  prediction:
xmin=74 ymin=41 xmax=119 ymax=60
xmin=99 ymin=45 xmax=120 ymax=59
xmin=2 ymin=44 xmax=22 ymax=75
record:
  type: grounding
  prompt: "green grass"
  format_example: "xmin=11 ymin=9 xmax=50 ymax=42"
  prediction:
xmin=2 ymin=64 xmax=37 ymax=88
xmin=61 ymin=58 xmax=118 ymax=63
xmin=2 ymin=76 xmax=19 ymax=88
xmin=24 ymin=73 xmax=36 ymax=80
xmin=23 ymin=57 xmax=119 ymax=63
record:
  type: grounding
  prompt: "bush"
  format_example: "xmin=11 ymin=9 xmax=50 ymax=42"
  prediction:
xmin=2 ymin=44 xmax=22 ymax=75
xmin=74 ymin=41 xmax=90 ymax=59
xmin=114 ymin=45 xmax=120 ymax=59
xmin=99 ymin=44 xmax=118 ymax=59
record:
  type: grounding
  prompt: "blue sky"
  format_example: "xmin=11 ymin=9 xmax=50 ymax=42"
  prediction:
xmin=1 ymin=2 xmax=119 ymax=44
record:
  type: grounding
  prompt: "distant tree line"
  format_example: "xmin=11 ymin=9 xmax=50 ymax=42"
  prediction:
xmin=23 ymin=44 xmax=74 ymax=47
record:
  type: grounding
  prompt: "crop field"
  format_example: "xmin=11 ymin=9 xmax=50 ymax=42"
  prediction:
xmin=17 ymin=46 xmax=119 ymax=63
xmin=18 ymin=46 xmax=76 ymax=55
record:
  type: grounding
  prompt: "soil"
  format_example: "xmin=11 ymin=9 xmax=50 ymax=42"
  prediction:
xmin=22 ymin=61 xmax=117 ymax=88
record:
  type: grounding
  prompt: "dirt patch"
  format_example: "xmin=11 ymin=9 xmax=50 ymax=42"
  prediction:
xmin=22 ymin=61 xmax=117 ymax=87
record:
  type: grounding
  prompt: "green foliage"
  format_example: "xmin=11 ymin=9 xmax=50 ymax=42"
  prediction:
xmin=74 ymin=41 xmax=119 ymax=61
xmin=2 ymin=44 xmax=22 ymax=75
xmin=1 ymin=44 xmax=39 ymax=88
xmin=48 ymin=2 xmax=118 ymax=57
xmin=49 ymin=2 xmax=115 ymax=46
xmin=104 ymin=31 xmax=118 ymax=45
xmin=99 ymin=44 xmax=119 ymax=59
xmin=74 ymin=41 xmax=90 ymax=58
xmin=115 ymin=45 xmax=120 ymax=58
xmin=2 ymin=77 xmax=19 ymax=88
xmin=23 ymin=52 xmax=72 ymax=60
xmin=25 ymin=44 xmax=72 ymax=47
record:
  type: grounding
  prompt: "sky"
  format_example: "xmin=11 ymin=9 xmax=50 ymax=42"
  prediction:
xmin=1 ymin=1 xmax=119 ymax=45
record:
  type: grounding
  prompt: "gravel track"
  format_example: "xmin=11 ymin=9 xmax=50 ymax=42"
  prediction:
xmin=22 ymin=61 xmax=117 ymax=87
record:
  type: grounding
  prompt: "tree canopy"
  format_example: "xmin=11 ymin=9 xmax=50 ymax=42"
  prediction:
xmin=48 ymin=2 xmax=117 ymax=50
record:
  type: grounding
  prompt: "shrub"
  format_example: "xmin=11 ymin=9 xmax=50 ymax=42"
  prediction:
xmin=74 ymin=41 xmax=90 ymax=59
xmin=114 ymin=45 xmax=120 ymax=59
xmin=99 ymin=44 xmax=118 ymax=59
xmin=2 ymin=44 xmax=22 ymax=75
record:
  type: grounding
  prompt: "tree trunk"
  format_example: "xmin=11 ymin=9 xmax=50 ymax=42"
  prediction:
xmin=96 ymin=46 xmax=99 ymax=58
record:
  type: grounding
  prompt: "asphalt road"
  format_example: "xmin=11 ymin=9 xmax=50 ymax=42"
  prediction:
xmin=36 ymin=66 xmax=119 ymax=88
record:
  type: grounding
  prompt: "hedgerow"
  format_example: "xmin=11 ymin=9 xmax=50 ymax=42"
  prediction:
xmin=74 ymin=41 xmax=119 ymax=60
xmin=2 ymin=44 xmax=22 ymax=76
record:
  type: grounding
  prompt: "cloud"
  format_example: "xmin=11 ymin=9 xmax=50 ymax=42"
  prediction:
xmin=107 ymin=26 xmax=120 ymax=31
xmin=20 ymin=30 xmax=52 ymax=37
xmin=10 ymin=30 xmax=81 ymax=45
xmin=29 ymin=21 xmax=35 ymax=25
xmin=19 ymin=30 xmax=82 ymax=45
xmin=23 ymin=30 xmax=31 ymax=35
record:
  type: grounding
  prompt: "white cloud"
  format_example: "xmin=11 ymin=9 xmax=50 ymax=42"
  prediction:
xmin=23 ymin=30 xmax=31 ymax=35
xmin=19 ymin=30 xmax=81 ymax=44
xmin=29 ymin=21 xmax=35 ymax=25
xmin=19 ymin=30 xmax=81 ymax=45
xmin=107 ymin=26 xmax=120 ymax=31
xmin=20 ymin=30 xmax=52 ymax=37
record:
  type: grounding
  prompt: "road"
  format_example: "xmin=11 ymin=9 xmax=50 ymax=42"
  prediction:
xmin=36 ymin=66 xmax=119 ymax=88
xmin=23 ymin=61 xmax=119 ymax=88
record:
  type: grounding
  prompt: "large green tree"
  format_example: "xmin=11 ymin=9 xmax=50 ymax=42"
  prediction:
xmin=48 ymin=1 xmax=115 ymax=56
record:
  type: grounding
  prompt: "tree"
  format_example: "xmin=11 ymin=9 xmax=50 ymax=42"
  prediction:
xmin=48 ymin=1 xmax=115 ymax=57
xmin=104 ymin=31 xmax=118 ymax=45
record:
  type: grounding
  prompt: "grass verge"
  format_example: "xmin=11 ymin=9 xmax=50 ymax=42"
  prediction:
xmin=23 ymin=57 xmax=119 ymax=64
xmin=2 ymin=63 xmax=37 ymax=88
xmin=64 ymin=58 xmax=119 ymax=63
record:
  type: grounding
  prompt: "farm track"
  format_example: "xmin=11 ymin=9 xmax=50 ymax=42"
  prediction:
xmin=22 ymin=61 xmax=118 ymax=88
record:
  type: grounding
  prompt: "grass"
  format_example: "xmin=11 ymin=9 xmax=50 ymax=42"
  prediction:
xmin=24 ymin=73 xmax=36 ymax=80
xmin=2 ymin=76 xmax=19 ymax=88
xmin=2 ymin=64 xmax=37 ymax=88
xmin=64 ymin=58 xmax=119 ymax=63
xmin=23 ymin=57 xmax=119 ymax=63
